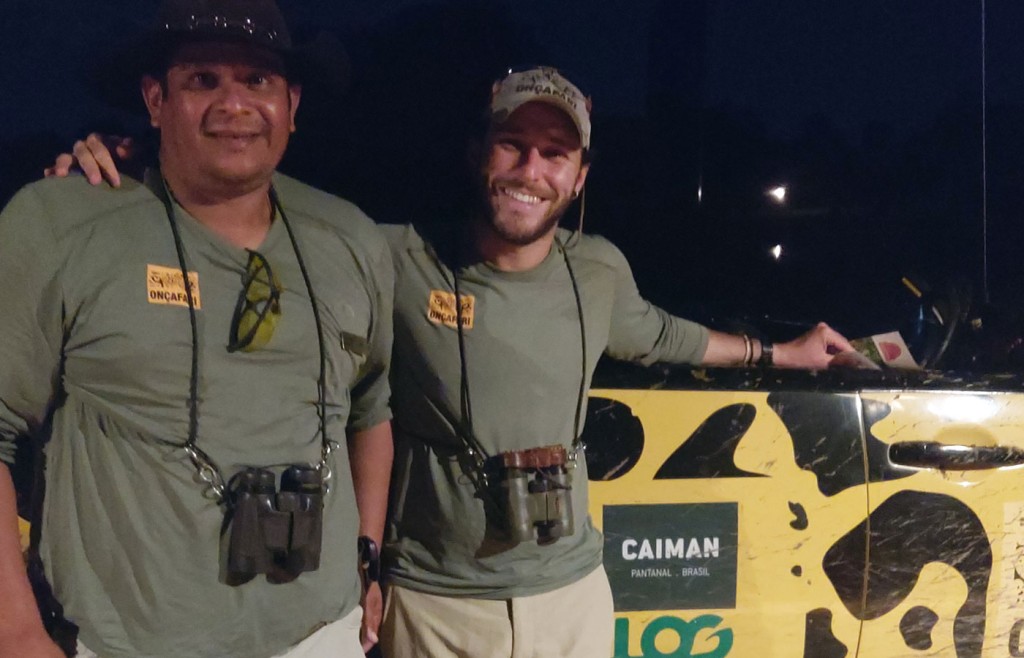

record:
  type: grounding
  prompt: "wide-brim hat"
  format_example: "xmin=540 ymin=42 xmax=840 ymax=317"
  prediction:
xmin=92 ymin=0 xmax=349 ymax=114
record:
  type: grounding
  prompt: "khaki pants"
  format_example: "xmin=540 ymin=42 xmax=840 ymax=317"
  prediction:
xmin=75 ymin=605 xmax=363 ymax=658
xmin=380 ymin=566 xmax=613 ymax=658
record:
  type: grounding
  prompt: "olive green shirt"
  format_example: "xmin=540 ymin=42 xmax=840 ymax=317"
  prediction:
xmin=0 ymin=171 xmax=393 ymax=657
xmin=383 ymin=223 xmax=708 ymax=598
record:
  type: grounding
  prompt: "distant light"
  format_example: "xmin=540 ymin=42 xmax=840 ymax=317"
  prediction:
xmin=767 ymin=186 xmax=787 ymax=203
xmin=697 ymin=185 xmax=703 ymax=204
xmin=770 ymin=244 xmax=783 ymax=260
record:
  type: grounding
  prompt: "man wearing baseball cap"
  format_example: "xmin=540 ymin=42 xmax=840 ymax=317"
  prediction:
xmin=48 ymin=64 xmax=853 ymax=656
xmin=0 ymin=1 xmax=392 ymax=656
xmin=376 ymin=66 xmax=851 ymax=656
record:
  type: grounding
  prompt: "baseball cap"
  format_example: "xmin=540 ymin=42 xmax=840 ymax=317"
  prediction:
xmin=489 ymin=66 xmax=592 ymax=149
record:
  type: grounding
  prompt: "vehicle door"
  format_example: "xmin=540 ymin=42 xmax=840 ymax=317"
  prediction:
xmin=855 ymin=382 xmax=1024 ymax=657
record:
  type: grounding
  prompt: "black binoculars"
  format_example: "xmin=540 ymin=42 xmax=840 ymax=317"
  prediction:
xmin=225 ymin=465 xmax=324 ymax=585
xmin=495 ymin=445 xmax=575 ymax=546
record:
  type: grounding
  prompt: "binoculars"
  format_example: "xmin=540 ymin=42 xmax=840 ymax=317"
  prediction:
xmin=225 ymin=465 xmax=324 ymax=585
xmin=497 ymin=445 xmax=575 ymax=545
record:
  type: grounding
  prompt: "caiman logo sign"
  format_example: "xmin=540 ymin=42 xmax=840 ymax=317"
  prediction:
xmin=427 ymin=290 xmax=474 ymax=329
xmin=614 ymin=615 xmax=733 ymax=658
xmin=147 ymin=264 xmax=201 ymax=308
xmin=604 ymin=503 xmax=737 ymax=612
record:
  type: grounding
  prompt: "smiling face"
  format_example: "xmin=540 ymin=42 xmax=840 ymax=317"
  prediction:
xmin=142 ymin=40 xmax=301 ymax=198
xmin=479 ymin=101 xmax=590 ymax=247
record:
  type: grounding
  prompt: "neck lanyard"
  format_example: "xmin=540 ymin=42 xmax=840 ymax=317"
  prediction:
xmin=449 ymin=235 xmax=589 ymax=480
xmin=158 ymin=178 xmax=335 ymax=503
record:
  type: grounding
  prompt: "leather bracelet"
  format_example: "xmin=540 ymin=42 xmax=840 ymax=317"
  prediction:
xmin=759 ymin=340 xmax=774 ymax=367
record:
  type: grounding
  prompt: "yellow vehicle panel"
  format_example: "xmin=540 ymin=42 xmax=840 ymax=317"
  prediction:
xmin=587 ymin=381 xmax=1024 ymax=658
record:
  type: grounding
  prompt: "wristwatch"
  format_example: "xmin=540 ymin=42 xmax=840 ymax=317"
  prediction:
xmin=357 ymin=536 xmax=380 ymax=585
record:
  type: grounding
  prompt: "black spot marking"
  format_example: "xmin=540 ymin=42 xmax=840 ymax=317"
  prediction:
xmin=767 ymin=392 xmax=864 ymax=496
xmin=823 ymin=491 xmax=991 ymax=657
xmin=861 ymin=398 xmax=920 ymax=485
xmin=900 ymin=606 xmax=939 ymax=650
xmin=792 ymin=565 xmax=803 ymax=577
xmin=789 ymin=501 xmax=809 ymax=530
xmin=767 ymin=392 xmax=913 ymax=497
xmin=803 ymin=608 xmax=848 ymax=657
xmin=654 ymin=403 xmax=766 ymax=479
xmin=582 ymin=397 xmax=644 ymax=481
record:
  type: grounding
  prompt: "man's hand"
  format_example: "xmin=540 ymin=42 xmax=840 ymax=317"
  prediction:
xmin=348 ymin=421 xmax=391 ymax=653
xmin=43 ymin=133 xmax=133 ymax=188
xmin=360 ymin=581 xmax=382 ymax=652
xmin=774 ymin=322 xmax=854 ymax=369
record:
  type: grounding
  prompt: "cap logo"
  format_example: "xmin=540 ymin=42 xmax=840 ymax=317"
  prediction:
xmin=514 ymin=83 xmax=582 ymax=112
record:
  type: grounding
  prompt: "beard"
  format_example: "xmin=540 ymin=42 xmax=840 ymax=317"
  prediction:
xmin=479 ymin=180 xmax=574 ymax=247
xmin=488 ymin=205 xmax=564 ymax=246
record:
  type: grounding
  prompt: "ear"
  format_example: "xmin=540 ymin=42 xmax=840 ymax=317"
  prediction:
xmin=287 ymin=84 xmax=302 ymax=133
xmin=573 ymin=162 xmax=590 ymax=198
xmin=141 ymin=75 xmax=165 ymax=129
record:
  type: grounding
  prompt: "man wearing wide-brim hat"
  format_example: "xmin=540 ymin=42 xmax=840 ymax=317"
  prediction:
xmin=0 ymin=1 xmax=393 ymax=656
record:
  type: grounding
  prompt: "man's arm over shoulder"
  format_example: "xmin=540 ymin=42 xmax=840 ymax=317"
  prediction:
xmin=0 ymin=188 xmax=69 ymax=657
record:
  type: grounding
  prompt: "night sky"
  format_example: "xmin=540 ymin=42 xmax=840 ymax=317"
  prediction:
xmin=3 ymin=1 xmax=1020 ymax=139
xmin=2 ymin=0 xmax=1023 ymax=345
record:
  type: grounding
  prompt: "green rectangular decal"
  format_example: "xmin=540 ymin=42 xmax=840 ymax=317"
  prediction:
xmin=604 ymin=503 xmax=738 ymax=611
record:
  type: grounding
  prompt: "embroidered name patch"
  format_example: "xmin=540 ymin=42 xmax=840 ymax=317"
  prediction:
xmin=428 ymin=290 xmax=474 ymax=329
xmin=147 ymin=264 xmax=201 ymax=309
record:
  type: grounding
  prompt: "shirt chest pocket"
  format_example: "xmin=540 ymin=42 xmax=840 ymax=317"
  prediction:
xmin=323 ymin=294 xmax=374 ymax=389
xmin=340 ymin=331 xmax=370 ymax=360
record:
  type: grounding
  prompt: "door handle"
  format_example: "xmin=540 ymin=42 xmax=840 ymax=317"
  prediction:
xmin=889 ymin=441 xmax=1024 ymax=470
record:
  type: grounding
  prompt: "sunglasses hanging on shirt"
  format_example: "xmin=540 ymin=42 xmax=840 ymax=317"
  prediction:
xmin=228 ymin=249 xmax=283 ymax=353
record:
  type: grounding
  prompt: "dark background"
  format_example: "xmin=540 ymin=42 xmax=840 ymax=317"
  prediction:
xmin=3 ymin=0 xmax=1023 ymax=347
